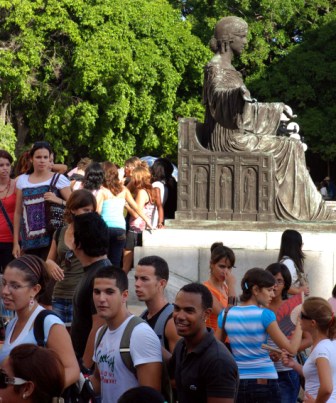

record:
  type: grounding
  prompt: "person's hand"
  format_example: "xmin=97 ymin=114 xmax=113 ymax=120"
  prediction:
xmin=281 ymin=350 xmax=295 ymax=368
xmin=303 ymin=392 xmax=315 ymax=402
xmin=44 ymin=191 xmax=59 ymax=203
xmin=12 ymin=242 xmax=21 ymax=259
xmin=300 ymin=284 xmax=310 ymax=296
xmin=225 ymin=271 xmax=236 ymax=289
xmin=45 ymin=259 xmax=64 ymax=281
xmin=269 ymin=351 xmax=281 ymax=362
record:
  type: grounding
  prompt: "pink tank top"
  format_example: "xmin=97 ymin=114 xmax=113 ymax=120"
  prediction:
xmin=129 ymin=193 xmax=155 ymax=232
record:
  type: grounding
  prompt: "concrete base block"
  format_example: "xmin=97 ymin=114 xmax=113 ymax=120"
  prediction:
xmin=130 ymin=227 xmax=336 ymax=302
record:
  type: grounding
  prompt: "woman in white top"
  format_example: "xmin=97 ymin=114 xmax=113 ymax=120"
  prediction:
xmin=12 ymin=141 xmax=71 ymax=260
xmin=0 ymin=255 xmax=79 ymax=388
xmin=283 ymin=297 xmax=336 ymax=402
xmin=278 ymin=229 xmax=309 ymax=297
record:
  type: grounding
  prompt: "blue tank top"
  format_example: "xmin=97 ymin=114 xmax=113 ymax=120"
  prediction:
xmin=101 ymin=198 xmax=126 ymax=229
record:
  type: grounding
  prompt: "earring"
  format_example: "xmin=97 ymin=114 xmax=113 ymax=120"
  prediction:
xmin=23 ymin=394 xmax=26 ymax=399
xmin=28 ymin=296 xmax=35 ymax=311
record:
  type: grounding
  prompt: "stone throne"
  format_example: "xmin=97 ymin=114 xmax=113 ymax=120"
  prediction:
xmin=175 ymin=118 xmax=276 ymax=222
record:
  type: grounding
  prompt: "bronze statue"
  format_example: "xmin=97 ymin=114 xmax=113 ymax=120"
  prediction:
xmin=202 ymin=16 xmax=334 ymax=221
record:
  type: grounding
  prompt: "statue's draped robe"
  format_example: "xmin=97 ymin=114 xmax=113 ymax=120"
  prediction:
xmin=203 ymin=60 xmax=333 ymax=221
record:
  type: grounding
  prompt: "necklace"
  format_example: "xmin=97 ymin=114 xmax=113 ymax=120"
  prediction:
xmin=0 ymin=179 xmax=11 ymax=200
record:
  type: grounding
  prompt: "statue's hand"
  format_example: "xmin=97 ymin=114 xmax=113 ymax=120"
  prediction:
xmin=283 ymin=104 xmax=297 ymax=119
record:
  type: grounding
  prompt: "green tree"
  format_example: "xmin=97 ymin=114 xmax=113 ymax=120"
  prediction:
xmin=0 ymin=0 xmax=209 ymax=165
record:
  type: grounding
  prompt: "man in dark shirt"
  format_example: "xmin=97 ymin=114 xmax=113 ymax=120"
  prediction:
xmin=169 ymin=283 xmax=239 ymax=403
xmin=69 ymin=212 xmax=111 ymax=370
xmin=135 ymin=255 xmax=180 ymax=352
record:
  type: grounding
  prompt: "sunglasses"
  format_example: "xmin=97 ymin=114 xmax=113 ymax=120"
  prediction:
xmin=300 ymin=311 xmax=312 ymax=320
xmin=64 ymin=250 xmax=74 ymax=268
xmin=0 ymin=369 xmax=27 ymax=389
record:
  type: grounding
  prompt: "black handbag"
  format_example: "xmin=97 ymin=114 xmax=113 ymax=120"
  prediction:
xmin=45 ymin=174 xmax=65 ymax=233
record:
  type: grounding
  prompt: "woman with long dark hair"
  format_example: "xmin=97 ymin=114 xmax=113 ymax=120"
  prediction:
xmin=12 ymin=141 xmax=70 ymax=260
xmin=278 ymin=229 xmax=309 ymax=297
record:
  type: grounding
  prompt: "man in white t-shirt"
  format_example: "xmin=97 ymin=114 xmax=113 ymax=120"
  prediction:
xmin=90 ymin=266 xmax=162 ymax=403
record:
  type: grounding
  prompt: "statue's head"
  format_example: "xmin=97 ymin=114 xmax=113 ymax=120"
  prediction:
xmin=210 ymin=16 xmax=248 ymax=54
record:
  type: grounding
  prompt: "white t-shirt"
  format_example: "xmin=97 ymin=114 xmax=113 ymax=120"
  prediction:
xmin=0 ymin=305 xmax=64 ymax=364
xmin=93 ymin=316 xmax=162 ymax=403
xmin=152 ymin=181 xmax=167 ymax=227
xmin=281 ymin=257 xmax=299 ymax=287
xmin=16 ymin=173 xmax=70 ymax=190
xmin=303 ymin=339 xmax=336 ymax=401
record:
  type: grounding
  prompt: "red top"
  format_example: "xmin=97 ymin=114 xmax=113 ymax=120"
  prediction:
xmin=0 ymin=192 xmax=16 ymax=242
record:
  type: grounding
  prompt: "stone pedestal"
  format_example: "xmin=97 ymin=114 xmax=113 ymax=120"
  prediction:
xmin=176 ymin=118 xmax=276 ymax=222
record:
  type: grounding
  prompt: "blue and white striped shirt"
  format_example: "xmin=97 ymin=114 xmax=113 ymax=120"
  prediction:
xmin=218 ymin=305 xmax=277 ymax=379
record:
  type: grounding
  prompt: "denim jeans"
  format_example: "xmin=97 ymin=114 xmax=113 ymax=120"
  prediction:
xmin=278 ymin=370 xmax=300 ymax=403
xmin=52 ymin=297 xmax=73 ymax=326
xmin=237 ymin=378 xmax=281 ymax=403
xmin=107 ymin=227 xmax=126 ymax=267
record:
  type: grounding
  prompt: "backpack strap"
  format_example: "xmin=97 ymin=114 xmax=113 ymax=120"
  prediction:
xmin=120 ymin=316 xmax=144 ymax=376
xmin=33 ymin=310 xmax=60 ymax=347
xmin=153 ymin=304 xmax=174 ymax=347
xmin=95 ymin=324 xmax=108 ymax=352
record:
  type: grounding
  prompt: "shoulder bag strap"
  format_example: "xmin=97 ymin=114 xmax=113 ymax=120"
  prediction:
xmin=49 ymin=173 xmax=61 ymax=192
xmin=0 ymin=199 xmax=13 ymax=234
xmin=221 ymin=305 xmax=232 ymax=341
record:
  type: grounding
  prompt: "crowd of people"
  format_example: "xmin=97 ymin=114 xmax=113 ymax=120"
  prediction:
xmin=1 ymin=143 xmax=336 ymax=403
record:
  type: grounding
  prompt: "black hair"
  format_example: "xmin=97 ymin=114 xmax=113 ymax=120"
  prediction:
xmin=179 ymin=282 xmax=213 ymax=310
xmin=6 ymin=255 xmax=48 ymax=298
xmin=240 ymin=268 xmax=275 ymax=302
xmin=0 ymin=149 xmax=13 ymax=164
xmin=27 ymin=141 xmax=53 ymax=174
xmin=151 ymin=158 xmax=177 ymax=219
xmin=332 ymin=284 xmax=336 ymax=299
xmin=210 ymin=242 xmax=235 ymax=267
xmin=73 ymin=212 xmax=108 ymax=257
xmin=137 ymin=255 xmax=169 ymax=281
xmin=94 ymin=266 xmax=128 ymax=292
xmin=278 ymin=229 xmax=305 ymax=273
xmin=83 ymin=162 xmax=104 ymax=191
xmin=265 ymin=262 xmax=292 ymax=300
xmin=118 ymin=386 xmax=165 ymax=403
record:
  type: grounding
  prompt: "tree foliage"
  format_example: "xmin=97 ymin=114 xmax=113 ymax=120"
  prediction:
xmin=0 ymin=0 xmax=209 ymax=164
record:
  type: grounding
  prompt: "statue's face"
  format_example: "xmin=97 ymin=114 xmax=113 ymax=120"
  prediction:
xmin=230 ymin=31 xmax=248 ymax=55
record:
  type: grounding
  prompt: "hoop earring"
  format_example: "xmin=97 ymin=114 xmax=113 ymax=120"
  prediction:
xmin=29 ymin=296 xmax=35 ymax=311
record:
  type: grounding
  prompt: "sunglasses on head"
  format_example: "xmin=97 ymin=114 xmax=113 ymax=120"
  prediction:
xmin=0 ymin=369 xmax=27 ymax=389
xmin=300 ymin=311 xmax=312 ymax=320
xmin=64 ymin=250 xmax=74 ymax=268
